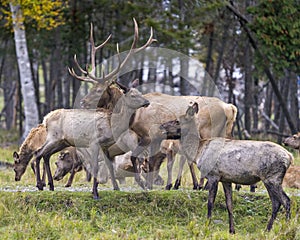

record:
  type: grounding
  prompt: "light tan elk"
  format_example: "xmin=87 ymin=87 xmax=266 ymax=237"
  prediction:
xmin=159 ymin=102 xmax=293 ymax=234
xmin=69 ymin=19 xmax=238 ymax=190
xmin=13 ymin=85 xmax=149 ymax=198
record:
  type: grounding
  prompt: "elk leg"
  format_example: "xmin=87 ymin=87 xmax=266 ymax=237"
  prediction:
xmin=222 ymin=182 xmax=235 ymax=234
xmin=199 ymin=177 xmax=205 ymax=190
xmin=34 ymin=156 xmax=44 ymax=190
xmin=43 ymin=155 xmax=54 ymax=191
xmin=131 ymin=144 xmax=148 ymax=189
xmin=31 ymin=160 xmax=46 ymax=187
xmin=65 ymin=170 xmax=76 ymax=187
xmin=166 ymin=150 xmax=175 ymax=190
xmin=150 ymin=152 xmax=165 ymax=186
xmin=174 ymin=155 xmax=186 ymax=189
xmin=264 ymin=182 xmax=282 ymax=231
xmin=235 ymin=184 xmax=241 ymax=191
xmin=92 ymin=177 xmax=99 ymax=200
xmin=85 ymin=167 xmax=92 ymax=182
xmin=103 ymin=151 xmax=119 ymax=191
xmin=41 ymin=163 xmax=46 ymax=187
xmin=250 ymin=184 xmax=257 ymax=192
xmin=188 ymin=162 xmax=198 ymax=190
xmin=272 ymin=183 xmax=291 ymax=220
xmin=130 ymin=155 xmax=145 ymax=189
xmin=146 ymin=156 xmax=156 ymax=190
xmin=207 ymin=179 xmax=219 ymax=220
xmin=31 ymin=160 xmax=36 ymax=175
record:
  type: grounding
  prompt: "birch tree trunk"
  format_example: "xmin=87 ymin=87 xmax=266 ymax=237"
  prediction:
xmin=10 ymin=3 xmax=39 ymax=140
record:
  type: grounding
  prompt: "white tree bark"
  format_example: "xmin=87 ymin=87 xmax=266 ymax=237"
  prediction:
xmin=10 ymin=3 xmax=39 ymax=140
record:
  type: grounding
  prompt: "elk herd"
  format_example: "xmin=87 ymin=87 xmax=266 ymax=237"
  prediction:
xmin=11 ymin=19 xmax=299 ymax=234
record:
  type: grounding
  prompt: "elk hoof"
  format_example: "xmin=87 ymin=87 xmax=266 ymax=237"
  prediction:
xmin=36 ymin=183 xmax=44 ymax=191
xmin=165 ymin=184 xmax=172 ymax=190
xmin=173 ymin=179 xmax=180 ymax=189
xmin=93 ymin=195 xmax=100 ymax=200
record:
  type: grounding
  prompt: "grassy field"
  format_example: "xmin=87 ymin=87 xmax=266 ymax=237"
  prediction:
xmin=0 ymin=133 xmax=300 ymax=239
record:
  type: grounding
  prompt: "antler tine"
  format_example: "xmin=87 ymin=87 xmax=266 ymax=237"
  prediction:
xmin=68 ymin=67 xmax=98 ymax=84
xmin=74 ymin=54 xmax=87 ymax=75
xmin=84 ymin=18 xmax=155 ymax=83
xmin=101 ymin=18 xmax=139 ymax=81
xmin=134 ymin=26 xmax=157 ymax=53
xmin=89 ymin=23 xmax=112 ymax=78
xmin=87 ymin=43 xmax=122 ymax=83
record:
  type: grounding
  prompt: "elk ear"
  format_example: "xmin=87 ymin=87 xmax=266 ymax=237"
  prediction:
xmin=115 ymin=81 xmax=129 ymax=93
xmin=130 ymin=78 xmax=140 ymax=88
xmin=192 ymin=102 xmax=199 ymax=114
xmin=186 ymin=102 xmax=198 ymax=116
xmin=13 ymin=151 xmax=19 ymax=159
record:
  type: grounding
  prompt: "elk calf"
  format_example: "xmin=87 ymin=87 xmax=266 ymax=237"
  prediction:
xmin=160 ymin=102 xmax=293 ymax=234
xmin=53 ymin=147 xmax=92 ymax=187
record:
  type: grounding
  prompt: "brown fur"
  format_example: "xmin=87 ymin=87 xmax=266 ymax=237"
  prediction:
xmin=13 ymin=124 xmax=47 ymax=181
xmin=18 ymin=124 xmax=47 ymax=158
xmin=283 ymin=165 xmax=300 ymax=189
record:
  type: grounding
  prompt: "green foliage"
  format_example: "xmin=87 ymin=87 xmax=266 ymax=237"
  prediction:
xmin=2 ymin=0 xmax=67 ymax=30
xmin=247 ymin=0 xmax=300 ymax=73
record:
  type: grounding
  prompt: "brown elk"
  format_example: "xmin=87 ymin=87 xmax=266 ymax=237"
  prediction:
xmin=13 ymin=86 xmax=149 ymax=199
xmin=159 ymin=102 xmax=293 ymax=234
xmin=69 ymin=19 xmax=238 ymax=190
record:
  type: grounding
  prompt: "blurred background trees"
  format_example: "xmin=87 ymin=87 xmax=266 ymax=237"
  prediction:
xmin=0 ymin=0 xmax=299 ymax=142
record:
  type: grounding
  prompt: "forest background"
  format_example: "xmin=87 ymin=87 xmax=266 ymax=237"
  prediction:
xmin=0 ymin=0 xmax=299 ymax=144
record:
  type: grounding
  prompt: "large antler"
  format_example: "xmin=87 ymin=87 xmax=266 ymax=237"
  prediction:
xmin=68 ymin=18 xmax=156 ymax=85
xmin=68 ymin=23 xmax=112 ymax=84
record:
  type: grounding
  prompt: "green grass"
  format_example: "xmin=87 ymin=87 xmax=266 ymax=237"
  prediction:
xmin=1 ymin=133 xmax=300 ymax=239
xmin=0 ymin=189 xmax=299 ymax=239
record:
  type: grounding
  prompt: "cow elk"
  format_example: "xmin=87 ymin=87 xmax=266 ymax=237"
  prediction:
xmin=69 ymin=19 xmax=238 ymax=190
xmin=160 ymin=102 xmax=293 ymax=234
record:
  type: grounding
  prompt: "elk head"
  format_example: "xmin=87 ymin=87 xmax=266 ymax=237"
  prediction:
xmin=159 ymin=102 xmax=199 ymax=139
xmin=13 ymin=152 xmax=27 ymax=181
xmin=283 ymin=132 xmax=300 ymax=150
xmin=69 ymin=18 xmax=156 ymax=110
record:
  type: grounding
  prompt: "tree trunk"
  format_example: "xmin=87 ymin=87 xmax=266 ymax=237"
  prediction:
xmin=244 ymin=37 xmax=252 ymax=134
xmin=289 ymin=72 xmax=299 ymax=130
xmin=202 ymin=23 xmax=214 ymax=96
xmin=10 ymin=3 xmax=39 ymax=140
xmin=277 ymin=72 xmax=290 ymax=143
xmin=264 ymin=82 xmax=273 ymax=132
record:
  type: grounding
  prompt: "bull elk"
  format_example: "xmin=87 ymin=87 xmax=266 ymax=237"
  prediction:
xmin=69 ymin=19 xmax=238 ymax=190
xmin=13 ymin=86 xmax=149 ymax=199
xmin=159 ymin=102 xmax=293 ymax=234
